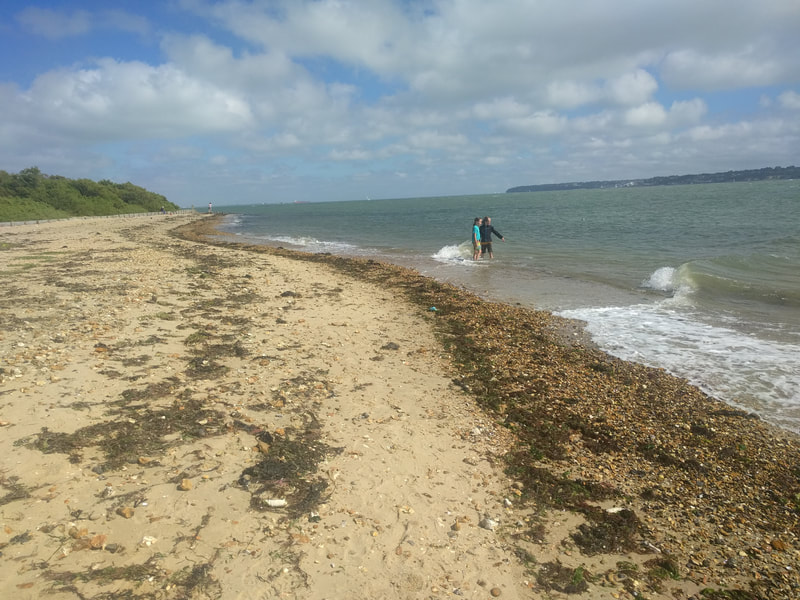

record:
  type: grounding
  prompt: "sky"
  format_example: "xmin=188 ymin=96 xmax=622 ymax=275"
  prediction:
xmin=1 ymin=1 xmax=799 ymax=206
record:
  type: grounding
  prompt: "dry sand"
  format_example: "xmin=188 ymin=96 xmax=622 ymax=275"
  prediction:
xmin=2 ymin=214 xmax=798 ymax=600
xmin=0 ymin=215 xmax=536 ymax=599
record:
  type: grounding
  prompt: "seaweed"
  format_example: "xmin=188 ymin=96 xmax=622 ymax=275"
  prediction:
xmin=25 ymin=397 xmax=225 ymax=470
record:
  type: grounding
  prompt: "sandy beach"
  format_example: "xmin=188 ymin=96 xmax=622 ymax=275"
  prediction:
xmin=2 ymin=214 xmax=799 ymax=600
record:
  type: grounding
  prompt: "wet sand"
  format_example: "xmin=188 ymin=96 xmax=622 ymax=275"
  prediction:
xmin=1 ymin=214 xmax=798 ymax=599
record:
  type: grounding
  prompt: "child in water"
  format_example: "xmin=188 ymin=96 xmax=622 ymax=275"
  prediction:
xmin=472 ymin=217 xmax=482 ymax=260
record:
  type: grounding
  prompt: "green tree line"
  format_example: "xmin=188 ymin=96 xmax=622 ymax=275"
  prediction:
xmin=0 ymin=167 xmax=179 ymax=222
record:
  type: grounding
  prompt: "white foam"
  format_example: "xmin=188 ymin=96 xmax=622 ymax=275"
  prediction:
xmin=640 ymin=265 xmax=699 ymax=307
xmin=432 ymin=241 xmax=484 ymax=265
xmin=642 ymin=266 xmax=676 ymax=292
xmin=237 ymin=233 xmax=360 ymax=254
xmin=558 ymin=302 xmax=800 ymax=431
xmin=268 ymin=235 xmax=320 ymax=247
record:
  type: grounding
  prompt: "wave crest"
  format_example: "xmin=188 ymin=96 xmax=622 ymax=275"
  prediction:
xmin=642 ymin=266 xmax=677 ymax=293
xmin=432 ymin=242 xmax=472 ymax=263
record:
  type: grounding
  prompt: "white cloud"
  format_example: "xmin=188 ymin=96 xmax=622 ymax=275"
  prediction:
xmin=624 ymin=102 xmax=667 ymax=127
xmin=473 ymin=97 xmax=530 ymax=120
xmin=503 ymin=111 xmax=567 ymax=136
xmin=679 ymin=117 xmax=799 ymax=169
xmin=407 ymin=130 xmax=468 ymax=150
xmin=584 ymin=137 xmax=607 ymax=149
xmin=23 ymin=59 xmax=253 ymax=139
xmin=546 ymin=81 xmax=601 ymax=109
xmin=687 ymin=125 xmax=725 ymax=142
xmin=605 ymin=70 xmax=658 ymax=106
xmin=644 ymin=132 xmax=672 ymax=146
xmin=667 ymin=98 xmax=707 ymax=126
xmin=572 ymin=111 xmax=615 ymax=134
xmin=687 ymin=122 xmax=760 ymax=145
xmin=162 ymin=34 xmax=298 ymax=89
xmin=661 ymin=47 xmax=786 ymax=91
xmin=194 ymin=0 xmax=412 ymax=77
xmin=778 ymin=91 xmax=800 ymax=110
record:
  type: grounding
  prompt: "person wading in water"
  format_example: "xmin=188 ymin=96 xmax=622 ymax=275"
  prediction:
xmin=480 ymin=216 xmax=505 ymax=258
xmin=472 ymin=217 xmax=482 ymax=260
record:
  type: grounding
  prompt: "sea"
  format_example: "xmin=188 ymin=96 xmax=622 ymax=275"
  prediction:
xmin=216 ymin=180 xmax=800 ymax=433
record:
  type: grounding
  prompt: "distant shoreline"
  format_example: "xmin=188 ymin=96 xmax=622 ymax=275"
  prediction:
xmin=507 ymin=165 xmax=799 ymax=193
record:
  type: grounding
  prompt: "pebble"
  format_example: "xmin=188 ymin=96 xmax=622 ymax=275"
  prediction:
xmin=116 ymin=507 xmax=135 ymax=519
xmin=771 ymin=539 xmax=788 ymax=552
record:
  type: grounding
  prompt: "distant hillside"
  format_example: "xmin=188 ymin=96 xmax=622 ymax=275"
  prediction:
xmin=0 ymin=167 xmax=178 ymax=222
xmin=506 ymin=165 xmax=800 ymax=193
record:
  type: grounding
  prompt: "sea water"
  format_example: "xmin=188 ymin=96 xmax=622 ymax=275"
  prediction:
xmin=217 ymin=180 xmax=800 ymax=432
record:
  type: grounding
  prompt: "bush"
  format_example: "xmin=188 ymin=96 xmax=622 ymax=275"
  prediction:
xmin=0 ymin=168 xmax=178 ymax=222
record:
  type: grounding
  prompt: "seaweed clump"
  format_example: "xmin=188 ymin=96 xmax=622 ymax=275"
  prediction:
xmin=238 ymin=416 xmax=342 ymax=518
xmin=23 ymin=397 xmax=224 ymax=470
